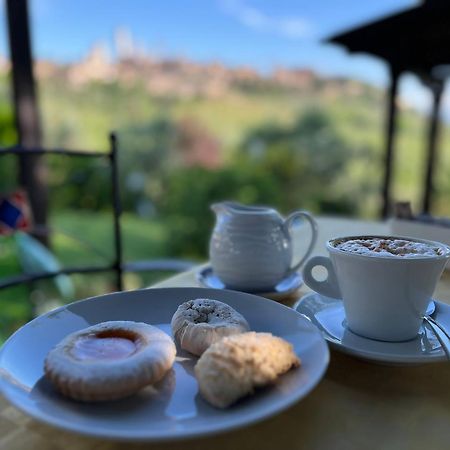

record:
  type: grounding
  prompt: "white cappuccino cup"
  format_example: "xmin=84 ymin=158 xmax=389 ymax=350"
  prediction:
xmin=303 ymin=235 xmax=450 ymax=342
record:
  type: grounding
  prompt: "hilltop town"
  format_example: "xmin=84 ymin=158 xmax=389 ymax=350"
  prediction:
xmin=0 ymin=28 xmax=371 ymax=101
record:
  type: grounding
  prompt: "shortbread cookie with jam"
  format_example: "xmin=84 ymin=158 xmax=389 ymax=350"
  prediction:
xmin=44 ymin=321 xmax=176 ymax=402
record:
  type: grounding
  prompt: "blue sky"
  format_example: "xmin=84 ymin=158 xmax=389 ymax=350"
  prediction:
xmin=0 ymin=0 xmax=440 ymax=113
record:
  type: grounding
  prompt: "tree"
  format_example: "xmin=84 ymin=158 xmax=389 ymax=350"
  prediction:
xmin=238 ymin=109 xmax=359 ymax=214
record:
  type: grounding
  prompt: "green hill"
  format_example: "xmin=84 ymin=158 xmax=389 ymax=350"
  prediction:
xmin=1 ymin=61 xmax=450 ymax=219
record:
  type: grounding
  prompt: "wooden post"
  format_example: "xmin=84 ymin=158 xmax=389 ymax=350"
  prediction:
xmin=380 ymin=66 xmax=400 ymax=219
xmin=6 ymin=0 xmax=48 ymax=242
xmin=422 ymin=79 xmax=443 ymax=214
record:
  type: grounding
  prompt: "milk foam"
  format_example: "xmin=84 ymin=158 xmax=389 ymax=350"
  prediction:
xmin=334 ymin=238 xmax=442 ymax=258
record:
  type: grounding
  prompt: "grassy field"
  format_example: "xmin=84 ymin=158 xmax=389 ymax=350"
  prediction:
xmin=0 ymin=210 xmax=196 ymax=343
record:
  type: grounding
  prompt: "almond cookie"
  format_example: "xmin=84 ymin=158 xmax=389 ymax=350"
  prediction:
xmin=44 ymin=321 xmax=176 ymax=402
xmin=194 ymin=332 xmax=300 ymax=408
xmin=171 ymin=298 xmax=250 ymax=356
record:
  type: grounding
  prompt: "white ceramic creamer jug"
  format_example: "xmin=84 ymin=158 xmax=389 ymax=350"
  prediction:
xmin=209 ymin=201 xmax=318 ymax=291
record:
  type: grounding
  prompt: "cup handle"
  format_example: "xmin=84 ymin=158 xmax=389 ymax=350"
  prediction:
xmin=284 ymin=211 xmax=318 ymax=275
xmin=302 ymin=256 xmax=341 ymax=299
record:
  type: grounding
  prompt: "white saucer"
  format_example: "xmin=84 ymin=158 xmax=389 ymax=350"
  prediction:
xmin=294 ymin=292 xmax=449 ymax=365
xmin=197 ymin=266 xmax=303 ymax=299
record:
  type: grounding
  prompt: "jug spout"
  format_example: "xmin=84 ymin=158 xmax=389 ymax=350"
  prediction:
xmin=210 ymin=201 xmax=236 ymax=216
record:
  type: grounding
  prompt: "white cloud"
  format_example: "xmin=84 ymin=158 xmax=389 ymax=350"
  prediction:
xmin=276 ymin=17 xmax=311 ymax=39
xmin=219 ymin=0 xmax=314 ymax=40
xmin=237 ymin=5 xmax=266 ymax=29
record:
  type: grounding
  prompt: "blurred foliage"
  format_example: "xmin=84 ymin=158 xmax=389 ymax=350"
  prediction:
xmin=0 ymin=102 xmax=16 ymax=145
xmin=1 ymin=69 xmax=450 ymax=341
xmin=238 ymin=110 xmax=361 ymax=214
xmin=159 ymin=165 xmax=281 ymax=257
xmin=0 ymin=102 xmax=18 ymax=192
xmin=47 ymin=156 xmax=112 ymax=211
xmin=156 ymin=110 xmax=361 ymax=256
xmin=117 ymin=118 xmax=178 ymax=214
xmin=0 ymin=106 xmax=381 ymax=261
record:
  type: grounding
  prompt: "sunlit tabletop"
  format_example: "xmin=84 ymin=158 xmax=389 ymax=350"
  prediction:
xmin=1 ymin=216 xmax=450 ymax=450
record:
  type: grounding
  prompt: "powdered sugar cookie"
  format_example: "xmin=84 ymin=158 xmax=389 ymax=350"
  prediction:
xmin=171 ymin=298 xmax=250 ymax=356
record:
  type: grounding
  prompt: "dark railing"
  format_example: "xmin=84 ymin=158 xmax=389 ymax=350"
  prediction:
xmin=0 ymin=133 xmax=194 ymax=293
xmin=0 ymin=133 xmax=123 ymax=291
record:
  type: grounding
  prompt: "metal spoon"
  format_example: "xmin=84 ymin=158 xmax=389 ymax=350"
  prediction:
xmin=423 ymin=317 xmax=450 ymax=360
xmin=423 ymin=311 xmax=450 ymax=360
xmin=425 ymin=300 xmax=436 ymax=316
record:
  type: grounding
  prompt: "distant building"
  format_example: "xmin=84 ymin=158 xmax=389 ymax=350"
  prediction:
xmin=28 ymin=30 xmax=334 ymax=100
xmin=114 ymin=27 xmax=136 ymax=61
xmin=271 ymin=68 xmax=315 ymax=89
xmin=67 ymin=42 xmax=115 ymax=86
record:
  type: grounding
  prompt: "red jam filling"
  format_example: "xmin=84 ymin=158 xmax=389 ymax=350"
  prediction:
xmin=71 ymin=332 xmax=139 ymax=361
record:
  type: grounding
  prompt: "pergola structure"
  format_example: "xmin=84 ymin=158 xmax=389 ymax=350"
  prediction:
xmin=328 ymin=0 xmax=450 ymax=218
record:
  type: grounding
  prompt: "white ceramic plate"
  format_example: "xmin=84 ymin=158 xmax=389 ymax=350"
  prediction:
xmin=294 ymin=292 xmax=449 ymax=365
xmin=0 ymin=287 xmax=329 ymax=441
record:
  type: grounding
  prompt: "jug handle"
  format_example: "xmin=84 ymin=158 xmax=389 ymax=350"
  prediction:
xmin=283 ymin=211 xmax=318 ymax=275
